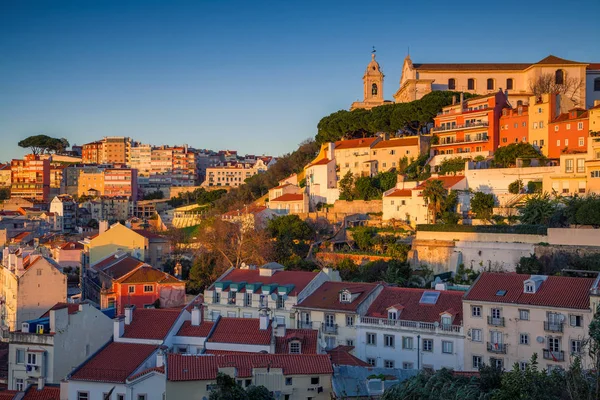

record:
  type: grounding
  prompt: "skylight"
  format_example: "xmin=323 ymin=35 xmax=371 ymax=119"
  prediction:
xmin=496 ymin=290 xmax=507 ymax=296
xmin=419 ymin=291 xmax=440 ymax=304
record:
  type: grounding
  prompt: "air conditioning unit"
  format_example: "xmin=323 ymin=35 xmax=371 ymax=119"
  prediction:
xmin=307 ymin=387 xmax=316 ymax=392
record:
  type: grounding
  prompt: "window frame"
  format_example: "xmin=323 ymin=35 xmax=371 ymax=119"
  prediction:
xmin=519 ymin=333 xmax=529 ymax=345
xmin=422 ymin=338 xmax=433 ymax=352
xmin=441 ymin=340 xmax=453 ymax=354
xmin=143 ymin=284 xmax=153 ymax=293
xmin=384 ymin=334 xmax=395 ymax=348
xmin=366 ymin=332 xmax=377 ymax=345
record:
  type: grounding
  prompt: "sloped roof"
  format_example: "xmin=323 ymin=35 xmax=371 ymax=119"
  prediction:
xmin=296 ymin=281 xmax=379 ymax=312
xmin=270 ymin=193 xmax=304 ymax=202
xmin=40 ymin=303 xmax=80 ymax=318
xmin=334 ymin=137 xmax=379 ymax=150
xmin=132 ymin=229 xmax=165 ymax=240
xmin=587 ymin=63 xmax=600 ymax=70
xmin=372 ymin=137 xmax=419 ymax=148
xmin=22 ymin=385 xmax=61 ymax=400
xmin=308 ymin=158 xmax=332 ymax=167
xmin=415 ymin=175 xmax=466 ymax=190
xmin=464 ymin=272 xmax=595 ymax=310
xmin=59 ymin=241 xmax=84 ymax=250
xmin=535 ymin=55 xmax=584 ymax=65
xmin=167 ymin=354 xmax=333 ymax=381
xmin=176 ymin=321 xmax=214 ymax=337
xmin=386 ymin=189 xmax=412 ymax=197
xmin=412 ymin=55 xmax=584 ymax=72
xmin=207 ymin=318 xmax=271 ymax=345
xmin=0 ymin=391 xmax=18 ymax=400
xmin=327 ymin=346 xmax=369 ymax=367
xmin=212 ymin=268 xmax=318 ymax=296
xmin=366 ymin=287 xmax=464 ymax=324
xmin=70 ymin=342 xmax=157 ymax=383
xmin=92 ymin=255 xmax=144 ymax=279
xmin=122 ymin=308 xmax=182 ymax=340
xmin=275 ymin=329 xmax=318 ymax=354
xmin=127 ymin=366 xmax=164 ymax=382
xmin=115 ymin=266 xmax=183 ymax=285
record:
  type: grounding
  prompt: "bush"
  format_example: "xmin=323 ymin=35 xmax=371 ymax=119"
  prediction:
xmin=438 ymin=157 xmax=466 ymax=175
xmin=516 ymin=254 xmax=544 ymax=274
xmin=508 ymin=179 xmax=523 ymax=194
xmin=470 ymin=192 xmax=495 ymax=219
xmin=527 ymin=181 xmax=542 ymax=193
xmin=417 ymin=224 xmax=547 ymax=235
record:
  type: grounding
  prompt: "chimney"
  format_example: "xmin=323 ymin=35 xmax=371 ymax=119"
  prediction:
xmin=37 ymin=376 xmax=45 ymax=390
xmin=595 ymin=100 xmax=600 ymax=107
xmin=259 ymin=311 xmax=269 ymax=330
xmin=156 ymin=349 xmax=165 ymax=368
xmin=452 ymin=95 xmax=456 ymax=105
xmin=274 ymin=320 xmax=286 ymax=337
xmin=99 ymin=220 xmax=109 ymax=234
xmin=191 ymin=306 xmax=201 ymax=326
xmin=124 ymin=306 xmax=134 ymax=325
xmin=114 ymin=316 xmax=124 ymax=338
xmin=460 ymin=92 xmax=464 ymax=104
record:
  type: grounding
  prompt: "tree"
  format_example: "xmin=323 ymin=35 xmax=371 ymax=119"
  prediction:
xmin=527 ymin=181 xmax=542 ymax=194
xmin=339 ymin=171 xmax=355 ymax=200
xmin=0 ymin=187 xmax=9 ymax=201
xmin=508 ymin=179 xmax=524 ymax=195
xmin=422 ymin=179 xmax=446 ymax=224
xmin=518 ymin=193 xmax=557 ymax=225
xmin=470 ymin=192 xmax=495 ymax=220
xmin=267 ymin=215 xmax=314 ymax=241
xmin=495 ymin=354 xmax=565 ymax=400
xmin=378 ymin=170 xmax=398 ymax=192
xmin=575 ymin=197 xmax=600 ymax=226
xmin=209 ymin=373 xmax=248 ymax=400
xmin=353 ymin=176 xmax=381 ymax=200
xmin=516 ymin=254 xmax=544 ymax=274
xmin=438 ymin=157 xmax=466 ymax=175
xmin=493 ymin=143 xmax=542 ymax=168
xmin=143 ymin=190 xmax=164 ymax=200
xmin=351 ymin=226 xmax=376 ymax=251
xmin=246 ymin=386 xmax=275 ymax=400
xmin=529 ymin=72 xmax=585 ymax=105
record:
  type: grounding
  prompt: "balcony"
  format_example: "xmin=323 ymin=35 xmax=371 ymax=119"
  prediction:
xmin=321 ymin=324 xmax=338 ymax=334
xmin=359 ymin=316 xmax=463 ymax=335
xmin=543 ymin=349 xmax=565 ymax=362
xmin=432 ymin=134 xmax=489 ymax=147
xmin=25 ymin=363 xmax=43 ymax=378
xmin=544 ymin=321 xmax=564 ymax=332
xmin=432 ymin=121 xmax=489 ymax=133
xmin=487 ymin=316 xmax=505 ymax=327
xmin=487 ymin=342 xmax=507 ymax=354
xmin=298 ymin=321 xmax=313 ymax=329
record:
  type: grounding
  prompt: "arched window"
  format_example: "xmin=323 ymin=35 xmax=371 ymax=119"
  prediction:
xmin=371 ymin=83 xmax=378 ymax=96
xmin=468 ymin=78 xmax=475 ymax=90
xmin=555 ymin=69 xmax=564 ymax=85
xmin=506 ymin=78 xmax=514 ymax=90
xmin=448 ymin=78 xmax=456 ymax=90
xmin=594 ymin=77 xmax=600 ymax=92
xmin=487 ymin=78 xmax=495 ymax=91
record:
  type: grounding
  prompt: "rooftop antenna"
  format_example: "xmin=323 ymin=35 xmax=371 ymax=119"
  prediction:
xmin=372 ymin=46 xmax=376 ymax=54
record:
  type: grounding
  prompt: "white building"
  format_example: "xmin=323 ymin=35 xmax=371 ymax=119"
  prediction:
xmin=8 ymin=302 xmax=113 ymax=391
xmin=305 ymin=143 xmax=340 ymax=208
xmin=203 ymin=262 xmax=339 ymax=328
xmin=355 ymin=287 xmax=465 ymax=371
xmin=49 ymin=195 xmax=77 ymax=232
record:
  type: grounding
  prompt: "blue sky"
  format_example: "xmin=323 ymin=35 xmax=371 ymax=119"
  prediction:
xmin=1 ymin=0 xmax=599 ymax=162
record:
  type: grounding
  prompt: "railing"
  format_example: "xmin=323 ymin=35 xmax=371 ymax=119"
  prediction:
xmin=322 ymin=324 xmax=338 ymax=334
xmin=543 ymin=349 xmax=565 ymax=361
xmin=432 ymin=122 xmax=489 ymax=133
xmin=298 ymin=321 xmax=313 ymax=329
xmin=359 ymin=316 xmax=462 ymax=334
xmin=487 ymin=342 xmax=507 ymax=354
xmin=487 ymin=316 xmax=505 ymax=327
xmin=432 ymin=134 xmax=489 ymax=147
xmin=544 ymin=321 xmax=564 ymax=332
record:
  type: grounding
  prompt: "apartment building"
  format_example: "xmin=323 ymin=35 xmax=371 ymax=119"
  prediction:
xmin=129 ymin=143 xmax=153 ymax=178
xmin=542 ymin=152 xmax=588 ymax=196
xmin=204 ymin=159 xmax=269 ymax=188
xmin=499 ymin=104 xmax=529 ymax=147
xmin=587 ymin=104 xmax=600 ymax=194
xmin=527 ymin=93 xmax=570 ymax=156
xmin=431 ymin=91 xmax=507 ymax=156
xmin=371 ymin=136 xmax=427 ymax=172
xmin=49 ymin=195 xmax=77 ymax=232
xmin=547 ymin=108 xmax=589 ymax=158
xmin=103 ymin=167 xmax=138 ymax=199
xmin=80 ymin=196 xmax=131 ymax=222
xmin=81 ymin=141 xmax=102 ymax=164
xmin=0 ymin=163 xmax=12 ymax=187
xmin=10 ymin=155 xmax=50 ymax=202
xmin=355 ymin=287 xmax=465 ymax=371
xmin=305 ymin=143 xmax=339 ymax=207
xmin=101 ymin=136 xmax=131 ymax=164
xmin=294 ymin=281 xmax=384 ymax=350
xmin=463 ymin=272 xmax=596 ymax=372
xmin=334 ymin=137 xmax=381 ymax=179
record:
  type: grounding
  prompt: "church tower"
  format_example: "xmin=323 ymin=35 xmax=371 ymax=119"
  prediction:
xmin=351 ymin=50 xmax=386 ymax=110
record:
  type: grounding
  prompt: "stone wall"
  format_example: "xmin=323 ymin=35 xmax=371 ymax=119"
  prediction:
xmin=415 ymin=231 xmax=547 ymax=244
xmin=330 ymin=200 xmax=383 ymax=215
xmin=547 ymin=228 xmax=600 ymax=247
xmin=315 ymin=252 xmax=391 ymax=265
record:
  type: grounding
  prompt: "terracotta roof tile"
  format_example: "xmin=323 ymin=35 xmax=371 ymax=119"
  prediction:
xmin=122 ymin=308 xmax=182 ymax=340
xmin=464 ymin=272 xmax=595 ymax=309
xmin=326 ymin=346 xmax=369 ymax=366
xmin=0 ymin=391 xmax=18 ymax=400
xmin=372 ymin=137 xmax=419 ymax=148
xmin=176 ymin=321 xmax=214 ymax=337
xmin=587 ymin=63 xmax=600 ymax=70
xmin=40 ymin=303 xmax=80 ymax=318
xmin=127 ymin=366 xmax=164 ymax=382
xmin=386 ymin=189 xmax=412 ymax=197
xmin=212 ymin=269 xmax=318 ymax=296
xmin=22 ymin=385 xmax=61 ymax=400
xmin=116 ymin=266 xmax=183 ymax=285
xmin=275 ymin=329 xmax=318 ymax=354
xmin=207 ymin=318 xmax=271 ymax=345
xmin=132 ymin=229 xmax=165 ymax=240
xmin=535 ymin=55 xmax=583 ymax=65
xmin=334 ymin=137 xmax=379 ymax=150
xmin=59 ymin=241 xmax=84 ymax=250
xmin=413 ymin=62 xmax=532 ymax=71
xmin=270 ymin=193 xmax=304 ymax=202
xmin=71 ymin=342 xmax=157 ymax=383
xmin=167 ymin=354 xmax=333 ymax=381
xmin=92 ymin=255 xmax=144 ymax=279
xmin=415 ymin=175 xmax=465 ymax=190
xmin=308 ymin=158 xmax=332 ymax=167
xmin=297 ymin=282 xmax=380 ymax=312
xmin=366 ymin=287 xmax=465 ymax=325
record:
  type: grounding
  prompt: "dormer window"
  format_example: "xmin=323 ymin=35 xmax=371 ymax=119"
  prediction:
xmin=340 ymin=291 xmax=351 ymax=303
xmin=441 ymin=315 xmax=452 ymax=326
xmin=289 ymin=341 xmax=301 ymax=354
xmin=525 ymin=283 xmax=534 ymax=293
xmin=388 ymin=311 xmax=397 ymax=320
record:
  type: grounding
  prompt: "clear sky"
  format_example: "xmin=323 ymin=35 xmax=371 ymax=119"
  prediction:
xmin=1 ymin=0 xmax=599 ymax=162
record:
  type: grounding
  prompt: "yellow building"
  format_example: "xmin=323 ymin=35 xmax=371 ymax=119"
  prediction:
xmin=371 ymin=136 xmax=429 ymax=172
xmin=334 ymin=137 xmax=381 ymax=179
xmin=542 ymin=152 xmax=588 ymax=196
xmin=0 ymin=164 xmax=11 ymax=188
xmin=77 ymin=167 xmax=105 ymax=196
xmin=350 ymin=52 xmax=392 ymax=110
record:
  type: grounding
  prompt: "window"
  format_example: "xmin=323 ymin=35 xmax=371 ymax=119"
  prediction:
xmin=556 ymin=140 xmax=561 ymax=147
xmin=471 ymin=329 xmax=482 ymax=342
xmin=244 ymin=293 xmax=252 ymax=307
xmin=371 ymin=83 xmax=378 ymax=96
xmin=245 ymin=379 xmax=251 ymax=387
xmin=367 ymin=358 xmax=376 ymax=366
xmin=468 ymin=78 xmax=475 ymax=90
xmin=472 ymin=356 xmax=482 ymax=369
xmin=506 ymin=78 xmax=514 ymax=90
xmin=77 ymin=393 xmax=89 ymax=400
xmin=138 ymin=396 xmax=147 ymax=400
xmin=402 ymin=336 xmax=413 ymax=349
xmin=442 ymin=341 xmax=453 ymax=354
xmin=384 ymin=360 xmax=395 ymax=368
xmin=566 ymin=159 xmax=574 ymax=173
xmin=491 ymin=357 xmax=504 ymax=369
xmin=286 ymin=377 xmax=293 ymax=386
xmin=519 ymin=361 xmax=528 ymax=371
xmin=16 ymin=349 xmax=24 ymax=364
xmin=441 ymin=315 xmax=451 ymax=327
xmin=570 ymin=314 xmax=583 ymax=327
xmin=346 ymin=315 xmax=354 ymax=326
xmin=213 ymin=291 xmax=220 ymax=303
xmin=533 ymin=122 xmax=538 ymax=129
xmin=340 ymin=292 xmax=350 ymax=302
xmin=290 ymin=342 xmax=301 ymax=354
xmin=595 ymin=77 xmax=600 ymax=92
xmin=27 ymin=353 xmax=37 ymax=365
xmin=592 ymin=171 xmax=600 ymax=179
xmin=128 ymin=285 xmax=135 ymax=294
xmin=402 ymin=362 xmax=414 ymax=369
xmin=37 ymin=269 xmax=42 ymax=276
xmin=471 ymin=306 xmax=481 ymax=317
xmin=15 ymin=378 xmax=23 ymax=391
xmin=571 ymin=340 xmax=582 ymax=354
xmin=448 ymin=78 xmax=456 ymax=90
xmin=422 ymin=339 xmax=433 ymax=352
xmin=548 ymin=337 xmax=561 ymax=352
xmin=311 ymin=377 xmax=320 ymax=385
xmin=579 ymin=137 xmax=585 ymax=147
xmin=388 ymin=310 xmax=397 ymax=320
xmin=519 ymin=309 xmax=530 ymax=320
xmin=276 ymin=295 xmax=285 ymax=309
xmin=487 ymin=78 xmax=494 ymax=90
xmin=520 ymin=333 xmax=529 ymax=345
xmin=567 ymin=123 xmax=571 ymax=130
xmin=243 ymin=312 xmax=252 ymax=318
xmin=540 ymin=121 xmax=544 ymax=128
xmin=577 ymin=159 xmax=585 ymax=174
xmin=346 ymin=339 xmax=354 ymax=346
xmin=143 ymin=285 xmax=153 ymax=293
xmin=366 ymin=332 xmax=376 ymax=345
xmin=384 ymin=335 xmax=395 ymax=348
xmin=491 ymin=308 xmax=501 ymax=319
xmin=555 ymin=69 xmax=564 ymax=85
xmin=117 ymin=395 xmax=125 ymax=400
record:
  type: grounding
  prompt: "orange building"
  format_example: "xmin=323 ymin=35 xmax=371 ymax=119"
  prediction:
xmin=82 ymin=141 xmax=102 ymax=164
xmin=103 ymin=168 xmax=138 ymax=199
xmin=431 ymin=90 xmax=508 ymax=155
xmin=10 ymin=155 xmax=50 ymax=202
xmin=499 ymin=104 xmax=529 ymax=147
xmin=547 ymin=108 xmax=589 ymax=158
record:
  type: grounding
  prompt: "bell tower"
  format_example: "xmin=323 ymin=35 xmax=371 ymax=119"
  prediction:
xmin=363 ymin=50 xmax=384 ymax=103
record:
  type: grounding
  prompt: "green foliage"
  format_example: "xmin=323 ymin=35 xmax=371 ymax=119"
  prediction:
xmin=574 ymin=196 xmax=600 ymax=226
xmin=267 ymin=215 xmax=315 ymax=241
xmin=0 ymin=187 xmax=10 ymax=201
xmin=452 ymin=263 xmax=480 ymax=285
xmin=496 ymin=354 xmax=565 ymax=400
xmin=87 ymin=219 xmax=99 ymax=229
xmin=422 ymin=179 xmax=446 ymax=224
xmin=208 ymin=373 xmax=273 ymax=400
xmin=351 ymin=226 xmax=377 ymax=251
xmin=245 ymin=386 xmax=275 ymax=400
xmin=527 ymin=181 xmax=542 ymax=194
xmin=267 ymin=215 xmax=315 ymax=269
xmin=417 ymin=224 xmax=548 ymax=235
xmin=339 ymin=171 xmax=398 ymax=201
xmin=338 ymin=171 xmax=355 ymax=200
xmin=169 ymin=188 xmax=227 ymax=208
xmin=474 ymin=155 xmax=486 ymax=162
xmin=142 ymin=190 xmax=164 ymax=200
xmin=402 ymin=154 xmax=431 ymax=181
xmin=493 ymin=143 xmax=543 ymax=168
xmin=298 ymin=178 xmax=306 ymax=188
xmin=508 ymin=179 xmax=524 ymax=195
xmin=438 ymin=157 xmax=466 ymax=175
xmin=518 ymin=193 xmax=558 ymax=225
xmin=316 ymin=91 xmax=474 ymax=145
xmin=378 ymin=170 xmax=399 ymax=192
xmin=17 ymin=134 xmax=70 ymax=155
xmin=516 ymin=254 xmax=544 ymax=274
xmin=470 ymin=192 xmax=495 ymax=220
xmin=354 ymin=176 xmax=382 ymax=200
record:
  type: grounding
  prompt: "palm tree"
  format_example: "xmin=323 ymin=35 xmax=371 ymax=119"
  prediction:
xmin=422 ymin=179 xmax=447 ymax=224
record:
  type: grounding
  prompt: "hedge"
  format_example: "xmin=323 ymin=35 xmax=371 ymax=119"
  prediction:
xmin=416 ymin=224 xmax=547 ymax=235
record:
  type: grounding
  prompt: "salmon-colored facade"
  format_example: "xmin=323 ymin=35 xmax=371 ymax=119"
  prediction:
xmin=499 ymin=105 xmax=529 ymax=147
xmin=432 ymin=91 xmax=507 ymax=155
xmin=547 ymin=109 xmax=589 ymax=158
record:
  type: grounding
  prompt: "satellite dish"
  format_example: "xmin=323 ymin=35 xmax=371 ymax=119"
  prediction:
xmin=271 ymin=293 xmax=278 ymax=301
xmin=433 ymin=321 xmax=439 ymax=327
xmin=558 ymin=314 xmax=565 ymax=322
xmin=283 ymin=294 xmax=288 ymax=301
xmin=536 ymin=336 xmax=545 ymax=343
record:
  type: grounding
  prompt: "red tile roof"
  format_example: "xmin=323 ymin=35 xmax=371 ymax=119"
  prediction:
xmin=326 ymin=346 xmax=369 ymax=367
xmin=372 ymin=137 xmax=419 ymax=148
xmin=59 ymin=241 xmax=84 ymax=250
xmin=0 ymin=391 xmax=18 ymax=400
xmin=40 ymin=303 xmax=80 ymax=318
xmin=297 ymin=281 xmax=380 ymax=312
xmin=176 ymin=321 xmax=214 ymax=337
xmin=122 ymin=308 xmax=182 ymax=340
xmin=366 ymin=287 xmax=465 ymax=325
xmin=464 ymin=272 xmax=595 ymax=310
xmin=334 ymin=137 xmax=379 ymax=150
xmin=214 ymin=269 xmax=319 ymax=296
xmin=167 ymin=354 xmax=333 ymax=381
xmin=308 ymin=158 xmax=332 ymax=167
xmin=10 ymin=231 xmax=31 ymax=242
xmin=270 ymin=193 xmax=304 ymax=202
xmin=127 ymin=366 xmax=165 ymax=382
xmin=132 ymin=229 xmax=165 ymax=240
xmin=587 ymin=63 xmax=600 ymax=70
xmin=275 ymin=329 xmax=318 ymax=354
xmin=386 ymin=188 xmax=412 ymax=197
xmin=415 ymin=175 xmax=466 ymax=190
xmin=412 ymin=55 xmax=584 ymax=72
xmin=207 ymin=318 xmax=271 ymax=345
xmin=92 ymin=255 xmax=144 ymax=279
xmin=116 ymin=266 xmax=183 ymax=285
xmin=71 ymin=342 xmax=157 ymax=383
xmin=22 ymin=385 xmax=61 ymax=400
